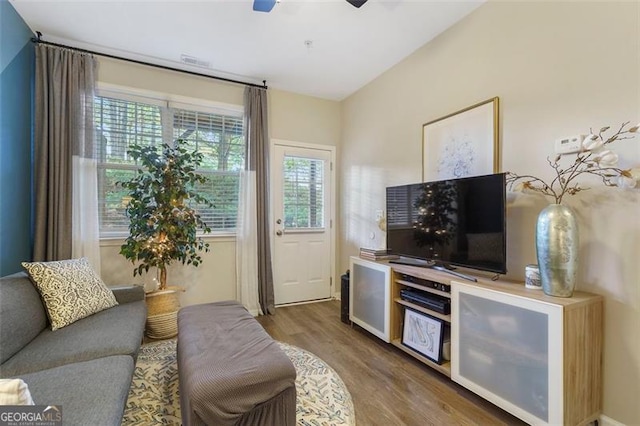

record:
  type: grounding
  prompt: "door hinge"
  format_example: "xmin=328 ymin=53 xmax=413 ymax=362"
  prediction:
xmin=330 ymin=219 xmax=333 ymax=228
xmin=330 ymin=277 xmax=333 ymax=287
xmin=330 ymin=162 xmax=333 ymax=171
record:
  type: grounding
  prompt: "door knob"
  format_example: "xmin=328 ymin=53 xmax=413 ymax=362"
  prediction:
xmin=276 ymin=219 xmax=282 ymax=224
xmin=276 ymin=230 xmax=283 ymax=236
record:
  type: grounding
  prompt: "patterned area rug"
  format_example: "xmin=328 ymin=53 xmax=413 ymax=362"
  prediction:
xmin=122 ymin=339 xmax=355 ymax=425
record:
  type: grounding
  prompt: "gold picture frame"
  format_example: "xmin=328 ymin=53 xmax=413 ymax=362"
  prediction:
xmin=422 ymin=97 xmax=500 ymax=181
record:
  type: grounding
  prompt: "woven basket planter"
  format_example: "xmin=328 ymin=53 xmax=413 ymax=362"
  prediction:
xmin=145 ymin=289 xmax=181 ymax=340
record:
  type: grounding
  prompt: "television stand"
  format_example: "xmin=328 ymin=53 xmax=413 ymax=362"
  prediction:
xmin=350 ymin=256 xmax=603 ymax=425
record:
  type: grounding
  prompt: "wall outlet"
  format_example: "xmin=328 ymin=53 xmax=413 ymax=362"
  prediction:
xmin=555 ymin=134 xmax=585 ymax=155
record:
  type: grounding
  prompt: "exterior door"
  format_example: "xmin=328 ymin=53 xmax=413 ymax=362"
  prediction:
xmin=271 ymin=142 xmax=333 ymax=305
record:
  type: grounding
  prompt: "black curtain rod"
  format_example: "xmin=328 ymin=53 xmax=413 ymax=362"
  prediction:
xmin=31 ymin=32 xmax=268 ymax=90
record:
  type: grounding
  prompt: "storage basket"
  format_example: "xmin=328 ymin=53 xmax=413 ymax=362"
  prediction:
xmin=146 ymin=311 xmax=178 ymax=340
xmin=146 ymin=290 xmax=180 ymax=315
xmin=145 ymin=289 xmax=180 ymax=339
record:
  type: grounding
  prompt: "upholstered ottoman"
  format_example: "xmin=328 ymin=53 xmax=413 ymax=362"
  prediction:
xmin=177 ymin=301 xmax=297 ymax=426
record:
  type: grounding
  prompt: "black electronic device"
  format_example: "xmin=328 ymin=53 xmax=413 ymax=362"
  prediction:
xmin=386 ymin=173 xmax=507 ymax=275
xmin=400 ymin=288 xmax=450 ymax=315
xmin=340 ymin=271 xmax=351 ymax=325
xmin=399 ymin=273 xmax=451 ymax=293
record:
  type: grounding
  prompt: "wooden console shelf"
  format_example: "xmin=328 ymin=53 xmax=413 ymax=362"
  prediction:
xmin=390 ymin=263 xmax=453 ymax=376
xmin=390 ymin=338 xmax=451 ymax=377
xmin=351 ymin=257 xmax=603 ymax=426
xmin=393 ymin=298 xmax=451 ymax=323
xmin=394 ymin=278 xmax=450 ymax=298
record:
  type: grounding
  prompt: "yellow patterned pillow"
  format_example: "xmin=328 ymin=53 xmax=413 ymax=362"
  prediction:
xmin=22 ymin=258 xmax=118 ymax=330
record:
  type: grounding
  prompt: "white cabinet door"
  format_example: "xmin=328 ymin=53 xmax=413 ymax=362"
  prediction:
xmin=349 ymin=257 xmax=391 ymax=342
xmin=451 ymin=281 xmax=563 ymax=425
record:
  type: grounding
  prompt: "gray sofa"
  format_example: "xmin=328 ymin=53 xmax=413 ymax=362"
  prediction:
xmin=0 ymin=271 xmax=147 ymax=425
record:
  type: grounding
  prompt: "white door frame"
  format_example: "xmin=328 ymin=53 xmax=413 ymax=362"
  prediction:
xmin=270 ymin=138 xmax=337 ymax=301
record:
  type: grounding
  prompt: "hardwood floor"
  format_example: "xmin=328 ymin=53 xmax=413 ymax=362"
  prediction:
xmin=257 ymin=300 xmax=526 ymax=426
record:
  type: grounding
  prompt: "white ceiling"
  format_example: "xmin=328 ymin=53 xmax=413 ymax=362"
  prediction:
xmin=10 ymin=0 xmax=483 ymax=101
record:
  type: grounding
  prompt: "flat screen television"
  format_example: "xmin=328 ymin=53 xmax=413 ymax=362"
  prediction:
xmin=386 ymin=173 xmax=506 ymax=274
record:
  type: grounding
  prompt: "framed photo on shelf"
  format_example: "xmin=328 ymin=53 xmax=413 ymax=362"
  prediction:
xmin=402 ymin=308 xmax=445 ymax=364
xmin=422 ymin=97 xmax=500 ymax=181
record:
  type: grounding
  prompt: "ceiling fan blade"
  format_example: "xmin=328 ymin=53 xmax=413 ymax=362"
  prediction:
xmin=346 ymin=0 xmax=368 ymax=8
xmin=253 ymin=0 xmax=276 ymax=12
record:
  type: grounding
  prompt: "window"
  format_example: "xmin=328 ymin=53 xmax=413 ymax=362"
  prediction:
xmin=283 ymin=156 xmax=324 ymax=229
xmin=94 ymin=92 xmax=244 ymax=237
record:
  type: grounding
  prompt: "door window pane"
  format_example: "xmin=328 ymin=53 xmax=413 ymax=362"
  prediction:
xmin=283 ymin=156 xmax=324 ymax=228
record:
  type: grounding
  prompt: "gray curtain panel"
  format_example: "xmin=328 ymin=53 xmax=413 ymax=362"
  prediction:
xmin=33 ymin=44 xmax=96 ymax=261
xmin=244 ymin=86 xmax=275 ymax=315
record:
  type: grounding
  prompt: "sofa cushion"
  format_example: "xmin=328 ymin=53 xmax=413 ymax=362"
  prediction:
xmin=22 ymin=258 xmax=118 ymax=330
xmin=0 ymin=300 xmax=146 ymax=377
xmin=16 ymin=355 xmax=134 ymax=426
xmin=111 ymin=285 xmax=145 ymax=304
xmin=0 ymin=272 xmax=48 ymax=364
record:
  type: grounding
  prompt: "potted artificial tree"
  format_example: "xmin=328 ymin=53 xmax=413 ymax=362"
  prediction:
xmin=119 ymin=140 xmax=213 ymax=339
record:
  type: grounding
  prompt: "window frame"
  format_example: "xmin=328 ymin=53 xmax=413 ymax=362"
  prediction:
xmin=95 ymin=84 xmax=245 ymax=239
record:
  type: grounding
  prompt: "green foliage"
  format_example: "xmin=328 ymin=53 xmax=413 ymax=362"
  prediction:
xmin=118 ymin=140 xmax=214 ymax=287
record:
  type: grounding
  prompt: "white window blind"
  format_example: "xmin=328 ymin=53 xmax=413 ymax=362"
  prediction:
xmin=386 ymin=185 xmax=412 ymax=228
xmin=172 ymin=108 xmax=244 ymax=230
xmin=283 ymin=156 xmax=324 ymax=229
xmin=94 ymin=92 xmax=244 ymax=237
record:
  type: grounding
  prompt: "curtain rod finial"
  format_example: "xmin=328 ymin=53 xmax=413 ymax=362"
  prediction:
xmin=36 ymin=31 xmax=42 ymax=40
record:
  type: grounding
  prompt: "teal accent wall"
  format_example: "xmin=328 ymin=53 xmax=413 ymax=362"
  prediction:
xmin=0 ymin=0 xmax=34 ymax=275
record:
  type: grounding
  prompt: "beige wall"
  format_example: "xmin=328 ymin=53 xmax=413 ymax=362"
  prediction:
xmin=96 ymin=58 xmax=341 ymax=305
xmin=339 ymin=1 xmax=639 ymax=423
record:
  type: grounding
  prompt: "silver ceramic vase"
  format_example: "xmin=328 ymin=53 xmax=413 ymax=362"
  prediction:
xmin=535 ymin=204 xmax=578 ymax=297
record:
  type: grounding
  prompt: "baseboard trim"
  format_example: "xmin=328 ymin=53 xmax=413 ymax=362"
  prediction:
xmin=275 ymin=297 xmax=333 ymax=308
xmin=600 ymin=414 xmax=625 ymax=426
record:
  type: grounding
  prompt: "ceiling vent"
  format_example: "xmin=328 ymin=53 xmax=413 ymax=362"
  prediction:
xmin=180 ymin=54 xmax=210 ymax=69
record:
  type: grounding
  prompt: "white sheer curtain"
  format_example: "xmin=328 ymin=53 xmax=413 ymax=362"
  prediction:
xmin=71 ymin=157 xmax=101 ymax=275
xmin=236 ymin=170 xmax=263 ymax=316
xmin=70 ymin=48 xmax=101 ymax=274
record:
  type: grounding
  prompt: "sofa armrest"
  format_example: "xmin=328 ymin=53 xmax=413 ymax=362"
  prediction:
xmin=110 ymin=285 xmax=145 ymax=304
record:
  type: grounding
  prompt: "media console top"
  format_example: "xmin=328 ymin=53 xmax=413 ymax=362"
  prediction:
xmin=377 ymin=258 xmax=600 ymax=307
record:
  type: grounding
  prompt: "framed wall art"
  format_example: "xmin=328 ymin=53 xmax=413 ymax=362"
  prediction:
xmin=401 ymin=307 xmax=445 ymax=364
xmin=422 ymin=97 xmax=500 ymax=181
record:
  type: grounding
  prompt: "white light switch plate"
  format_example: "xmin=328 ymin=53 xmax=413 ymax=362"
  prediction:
xmin=555 ymin=134 xmax=585 ymax=154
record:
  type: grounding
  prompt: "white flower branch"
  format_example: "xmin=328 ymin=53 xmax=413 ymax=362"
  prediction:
xmin=507 ymin=121 xmax=639 ymax=204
